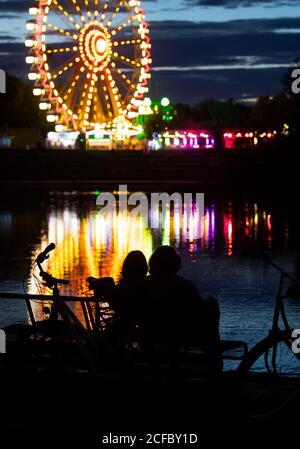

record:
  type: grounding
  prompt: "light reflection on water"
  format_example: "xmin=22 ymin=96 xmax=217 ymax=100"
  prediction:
xmin=28 ymin=196 xmax=276 ymax=296
xmin=0 ymin=190 xmax=300 ymax=371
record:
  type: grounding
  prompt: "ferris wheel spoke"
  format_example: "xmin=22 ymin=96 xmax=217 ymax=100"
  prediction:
xmin=114 ymin=67 xmax=135 ymax=90
xmin=52 ymin=56 xmax=79 ymax=80
xmin=52 ymin=0 xmax=81 ymax=30
xmin=105 ymin=0 xmax=124 ymax=25
xmin=47 ymin=45 xmax=78 ymax=55
xmin=98 ymin=73 xmax=116 ymax=118
xmin=100 ymin=70 xmax=121 ymax=118
xmin=47 ymin=23 xmax=75 ymax=39
xmin=62 ymin=70 xmax=83 ymax=106
xmin=105 ymin=66 xmax=125 ymax=110
xmin=100 ymin=2 xmax=109 ymax=21
xmin=112 ymin=38 xmax=141 ymax=47
xmin=112 ymin=51 xmax=141 ymax=68
xmin=93 ymin=0 xmax=99 ymax=19
xmin=70 ymin=0 xmax=82 ymax=14
xmin=111 ymin=13 xmax=138 ymax=33
xmin=78 ymin=74 xmax=97 ymax=125
xmin=92 ymin=83 xmax=108 ymax=122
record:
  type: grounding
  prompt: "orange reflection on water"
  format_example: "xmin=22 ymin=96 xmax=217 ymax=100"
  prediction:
xmin=31 ymin=210 xmax=153 ymax=297
xmin=28 ymin=197 xmax=274 ymax=306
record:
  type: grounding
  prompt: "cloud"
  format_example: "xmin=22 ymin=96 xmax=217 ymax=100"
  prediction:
xmin=0 ymin=0 xmax=29 ymax=14
xmin=185 ymin=0 xmax=300 ymax=8
xmin=149 ymin=17 xmax=300 ymax=38
xmin=0 ymin=0 xmax=156 ymax=15
xmin=152 ymin=63 xmax=291 ymax=70
xmin=0 ymin=34 xmax=18 ymax=41
xmin=0 ymin=16 xmax=299 ymax=102
xmin=148 ymin=18 xmax=300 ymax=68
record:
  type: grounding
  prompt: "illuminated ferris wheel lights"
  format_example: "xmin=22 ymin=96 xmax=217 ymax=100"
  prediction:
xmin=96 ymin=38 xmax=108 ymax=54
xmin=33 ymin=88 xmax=44 ymax=96
xmin=28 ymin=72 xmax=39 ymax=81
xmin=29 ymin=7 xmax=38 ymax=15
xmin=141 ymin=57 xmax=151 ymax=65
xmin=26 ymin=21 xmax=36 ymax=31
xmin=55 ymin=124 xmax=66 ymax=132
xmin=25 ymin=56 xmax=35 ymax=64
xmin=137 ymin=86 xmax=147 ymax=94
xmin=128 ymin=111 xmax=137 ymax=119
xmin=25 ymin=39 xmax=35 ymax=48
xmin=39 ymin=103 xmax=50 ymax=111
xmin=27 ymin=0 xmax=151 ymax=132
xmin=47 ymin=115 xmax=58 ymax=123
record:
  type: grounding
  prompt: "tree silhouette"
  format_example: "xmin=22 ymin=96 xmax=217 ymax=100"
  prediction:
xmin=0 ymin=74 xmax=48 ymax=132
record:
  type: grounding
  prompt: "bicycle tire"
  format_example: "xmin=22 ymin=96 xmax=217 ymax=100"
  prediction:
xmin=236 ymin=330 xmax=300 ymax=419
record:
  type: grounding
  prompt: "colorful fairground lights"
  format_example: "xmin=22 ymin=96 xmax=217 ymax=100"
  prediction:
xmin=25 ymin=0 xmax=151 ymax=139
xmin=148 ymin=128 xmax=286 ymax=151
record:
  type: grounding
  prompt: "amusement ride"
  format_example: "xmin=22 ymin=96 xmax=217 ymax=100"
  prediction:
xmin=25 ymin=0 xmax=151 ymax=142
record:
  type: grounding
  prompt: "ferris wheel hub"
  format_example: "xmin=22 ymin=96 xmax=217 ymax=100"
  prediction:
xmin=79 ymin=22 xmax=111 ymax=72
xmin=96 ymin=38 xmax=108 ymax=54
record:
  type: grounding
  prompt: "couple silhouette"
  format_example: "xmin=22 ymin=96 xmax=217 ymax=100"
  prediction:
xmin=90 ymin=245 xmax=222 ymax=374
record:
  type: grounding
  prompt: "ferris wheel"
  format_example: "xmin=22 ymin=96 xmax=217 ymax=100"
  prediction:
xmin=25 ymin=0 xmax=151 ymax=132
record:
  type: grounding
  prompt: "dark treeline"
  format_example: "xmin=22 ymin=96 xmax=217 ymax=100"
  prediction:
xmin=146 ymin=94 xmax=300 ymax=136
xmin=145 ymin=62 xmax=300 ymax=136
xmin=1 ymin=66 xmax=300 ymax=137
xmin=0 ymin=74 xmax=47 ymax=133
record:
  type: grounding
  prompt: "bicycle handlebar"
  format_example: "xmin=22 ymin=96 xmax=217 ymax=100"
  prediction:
xmin=40 ymin=270 xmax=69 ymax=287
xmin=36 ymin=243 xmax=56 ymax=264
xmin=35 ymin=243 xmax=69 ymax=289
xmin=263 ymin=252 xmax=300 ymax=288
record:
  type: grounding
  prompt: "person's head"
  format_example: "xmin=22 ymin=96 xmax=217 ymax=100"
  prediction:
xmin=149 ymin=246 xmax=181 ymax=277
xmin=122 ymin=250 xmax=148 ymax=279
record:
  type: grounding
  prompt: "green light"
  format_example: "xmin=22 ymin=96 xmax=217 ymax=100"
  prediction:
xmin=161 ymin=97 xmax=170 ymax=107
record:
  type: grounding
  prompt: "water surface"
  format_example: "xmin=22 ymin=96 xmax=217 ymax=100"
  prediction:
xmin=1 ymin=188 xmax=300 ymax=370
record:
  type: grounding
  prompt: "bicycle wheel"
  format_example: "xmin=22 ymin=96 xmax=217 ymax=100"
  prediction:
xmin=236 ymin=330 xmax=300 ymax=418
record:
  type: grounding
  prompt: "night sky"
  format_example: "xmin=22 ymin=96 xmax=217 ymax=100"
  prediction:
xmin=0 ymin=0 xmax=299 ymax=103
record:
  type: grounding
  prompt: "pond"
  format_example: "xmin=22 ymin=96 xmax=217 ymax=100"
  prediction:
xmin=0 ymin=188 xmax=300 ymax=370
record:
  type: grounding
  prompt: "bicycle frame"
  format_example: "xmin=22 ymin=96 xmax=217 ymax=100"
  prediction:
xmin=271 ymin=271 xmax=290 ymax=334
xmin=267 ymin=256 xmax=300 ymax=334
xmin=265 ymin=255 xmax=300 ymax=373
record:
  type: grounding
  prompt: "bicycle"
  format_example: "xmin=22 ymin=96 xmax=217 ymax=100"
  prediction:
xmin=4 ymin=243 xmax=100 ymax=373
xmin=236 ymin=252 xmax=300 ymax=418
